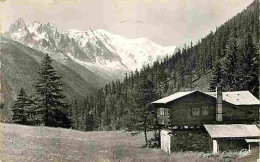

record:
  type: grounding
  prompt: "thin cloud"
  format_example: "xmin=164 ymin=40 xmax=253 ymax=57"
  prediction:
xmin=120 ymin=20 xmax=144 ymax=24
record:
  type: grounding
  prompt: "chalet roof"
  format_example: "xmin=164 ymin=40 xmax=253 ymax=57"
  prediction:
xmin=151 ymin=91 xmax=196 ymax=104
xmin=204 ymin=124 xmax=260 ymax=139
xmin=151 ymin=90 xmax=260 ymax=105
xmin=206 ymin=91 xmax=260 ymax=105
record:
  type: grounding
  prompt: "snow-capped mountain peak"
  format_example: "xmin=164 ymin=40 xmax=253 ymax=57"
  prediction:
xmin=9 ymin=18 xmax=30 ymax=42
xmin=9 ymin=18 xmax=27 ymax=32
xmin=7 ymin=19 xmax=177 ymax=81
xmin=94 ymin=29 xmax=176 ymax=70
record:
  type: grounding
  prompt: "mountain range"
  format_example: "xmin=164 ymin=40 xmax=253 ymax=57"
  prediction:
xmin=5 ymin=18 xmax=177 ymax=81
xmin=1 ymin=18 xmax=176 ymax=113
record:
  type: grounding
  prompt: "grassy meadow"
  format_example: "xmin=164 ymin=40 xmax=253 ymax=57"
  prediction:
xmin=0 ymin=123 xmax=258 ymax=162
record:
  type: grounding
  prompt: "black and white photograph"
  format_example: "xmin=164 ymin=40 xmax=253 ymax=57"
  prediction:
xmin=0 ymin=0 xmax=259 ymax=161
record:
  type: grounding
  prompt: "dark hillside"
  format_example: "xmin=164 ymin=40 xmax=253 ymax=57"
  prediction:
xmin=76 ymin=0 xmax=259 ymax=131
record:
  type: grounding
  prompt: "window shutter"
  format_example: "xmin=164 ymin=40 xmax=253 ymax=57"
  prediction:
xmin=165 ymin=109 xmax=169 ymax=124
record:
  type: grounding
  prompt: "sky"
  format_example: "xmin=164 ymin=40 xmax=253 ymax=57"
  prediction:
xmin=0 ymin=0 xmax=254 ymax=47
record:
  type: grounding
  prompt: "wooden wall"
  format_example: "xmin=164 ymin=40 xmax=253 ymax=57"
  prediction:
xmin=239 ymin=105 xmax=259 ymax=121
xmin=168 ymin=92 xmax=216 ymax=126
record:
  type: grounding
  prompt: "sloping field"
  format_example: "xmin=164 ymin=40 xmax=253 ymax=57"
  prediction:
xmin=0 ymin=123 xmax=258 ymax=162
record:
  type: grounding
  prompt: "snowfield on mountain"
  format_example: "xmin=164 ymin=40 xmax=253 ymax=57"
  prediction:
xmin=7 ymin=18 xmax=177 ymax=81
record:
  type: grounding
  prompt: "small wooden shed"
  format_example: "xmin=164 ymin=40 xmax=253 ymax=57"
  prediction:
xmin=204 ymin=124 xmax=260 ymax=154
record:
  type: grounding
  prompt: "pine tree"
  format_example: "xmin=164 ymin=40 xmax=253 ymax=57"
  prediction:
xmin=101 ymin=104 xmax=110 ymax=128
xmin=0 ymin=103 xmax=4 ymax=109
xmin=87 ymin=94 xmax=97 ymax=130
xmin=85 ymin=111 xmax=95 ymax=131
xmin=26 ymin=95 xmax=38 ymax=125
xmin=11 ymin=88 xmax=30 ymax=124
xmin=72 ymin=100 xmax=79 ymax=129
xmin=80 ymin=98 xmax=88 ymax=131
xmin=125 ymin=75 xmax=157 ymax=147
xmin=209 ymin=61 xmax=222 ymax=91
xmin=35 ymin=54 xmax=70 ymax=127
xmin=222 ymin=34 xmax=239 ymax=91
xmin=238 ymin=33 xmax=259 ymax=96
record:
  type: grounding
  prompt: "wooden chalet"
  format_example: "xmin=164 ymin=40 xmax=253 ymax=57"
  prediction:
xmin=152 ymin=87 xmax=260 ymax=154
xmin=152 ymin=87 xmax=260 ymax=127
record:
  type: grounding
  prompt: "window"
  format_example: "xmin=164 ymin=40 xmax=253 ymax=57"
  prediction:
xmin=165 ymin=109 xmax=169 ymax=116
xmin=202 ymin=107 xmax=209 ymax=116
xmin=158 ymin=108 xmax=169 ymax=125
xmin=160 ymin=108 xmax=165 ymax=116
xmin=192 ymin=108 xmax=200 ymax=116
xmin=160 ymin=108 xmax=169 ymax=116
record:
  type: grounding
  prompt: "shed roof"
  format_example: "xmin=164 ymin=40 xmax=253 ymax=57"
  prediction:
xmin=151 ymin=90 xmax=260 ymax=106
xmin=245 ymin=139 xmax=260 ymax=143
xmin=204 ymin=124 xmax=260 ymax=139
xmin=206 ymin=91 xmax=260 ymax=105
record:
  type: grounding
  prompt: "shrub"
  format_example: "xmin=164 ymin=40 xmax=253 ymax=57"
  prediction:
xmin=147 ymin=131 xmax=160 ymax=148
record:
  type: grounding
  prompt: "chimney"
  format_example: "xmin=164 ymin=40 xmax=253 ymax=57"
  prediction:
xmin=216 ymin=86 xmax=223 ymax=122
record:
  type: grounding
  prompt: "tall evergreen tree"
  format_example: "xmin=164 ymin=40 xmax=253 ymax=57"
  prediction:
xmin=125 ymin=75 xmax=157 ymax=147
xmin=0 ymin=103 xmax=4 ymax=109
xmin=209 ymin=61 xmax=222 ymax=91
xmin=11 ymin=88 xmax=30 ymax=124
xmin=35 ymin=54 xmax=70 ymax=127
xmin=222 ymin=34 xmax=239 ymax=91
xmin=237 ymin=33 xmax=259 ymax=96
xmin=72 ymin=100 xmax=79 ymax=129
xmin=80 ymin=98 xmax=89 ymax=131
xmin=85 ymin=111 xmax=95 ymax=131
xmin=26 ymin=95 xmax=38 ymax=125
